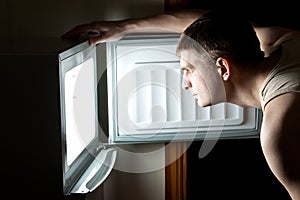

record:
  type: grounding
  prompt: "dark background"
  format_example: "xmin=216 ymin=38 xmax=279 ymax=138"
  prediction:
xmin=186 ymin=139 xmax=291 ymax=199
xmin=167 ymin=0 xmax=300 ymax=30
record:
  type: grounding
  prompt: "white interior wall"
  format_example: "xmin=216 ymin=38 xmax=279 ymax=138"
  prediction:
xmin=1 ymin=1 xmax=166 ymax=200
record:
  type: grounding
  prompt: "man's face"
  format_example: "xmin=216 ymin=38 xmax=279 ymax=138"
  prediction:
xmin=180 ymin=58 xmax=211 ymax=107
xmin=179 ymin=49 xmax=226 ymax=107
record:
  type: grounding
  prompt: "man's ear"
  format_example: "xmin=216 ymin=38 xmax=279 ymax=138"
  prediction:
xmin=216 ymin=57 xmax=230 ymax=81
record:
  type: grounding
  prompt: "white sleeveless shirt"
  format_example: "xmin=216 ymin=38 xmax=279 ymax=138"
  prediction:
xmin=260 ymin=33 xmax=300 ymax=110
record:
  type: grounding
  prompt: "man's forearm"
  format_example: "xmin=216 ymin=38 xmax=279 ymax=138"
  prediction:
xmin=121 ymin=9 xmax=208 ymax=33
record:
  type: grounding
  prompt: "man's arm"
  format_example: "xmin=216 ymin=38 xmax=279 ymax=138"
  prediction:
xmin=130 ymin=9 xmax=208 ymax=33
xmin=253 ymin=26 xmax=299 ymax=56
xmin=62 ymin=9 xmax=208 ymax=44
xmin=260 ymin=93 xmax=300 ymax=200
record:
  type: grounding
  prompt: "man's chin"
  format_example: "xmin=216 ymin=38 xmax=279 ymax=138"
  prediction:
xmin=196 ymin=100 xmax=211 ymax=107
xmin=197 ymin=99 xmax=226 ymax=107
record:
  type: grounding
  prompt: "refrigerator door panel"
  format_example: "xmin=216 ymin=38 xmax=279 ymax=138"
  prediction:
xmin=58 ymin=41 xmax=116 ymax=195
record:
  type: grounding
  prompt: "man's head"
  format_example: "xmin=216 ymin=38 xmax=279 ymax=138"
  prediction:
xmin=176 ymin=10 xmax=264 ymax=107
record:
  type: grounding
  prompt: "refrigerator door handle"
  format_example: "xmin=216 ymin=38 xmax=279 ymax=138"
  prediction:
xmin=71 ymin=146 xmax=117 ymax=193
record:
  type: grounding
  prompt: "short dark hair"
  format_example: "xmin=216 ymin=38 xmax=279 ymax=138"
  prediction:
xmin=176 ymin=9 xmax=264 ymax=67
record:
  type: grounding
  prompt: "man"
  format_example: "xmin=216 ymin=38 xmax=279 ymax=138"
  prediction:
xmin=62 ymin=9 xmax=300 ymax=199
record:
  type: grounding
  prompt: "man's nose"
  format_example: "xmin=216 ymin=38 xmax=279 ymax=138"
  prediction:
xmin=182 ymin=77 xmax=191 ymax=90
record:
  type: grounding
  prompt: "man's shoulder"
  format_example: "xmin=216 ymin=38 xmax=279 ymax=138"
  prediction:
xmin=261 ymin=93 xmax=300 ymax=141
xmin=264 ymin=92 xmax=300 ymax=116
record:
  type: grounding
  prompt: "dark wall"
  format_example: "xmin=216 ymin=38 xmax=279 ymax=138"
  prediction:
xmin=187 ymin=0 xmax=300 ymax=30
xmin=2 ymin=54 xmax=64 ymax=200
xmin=1 ymin=38 xmax=87 ymax=200
xmin=186 ymin=139 xmax=291 ymax=199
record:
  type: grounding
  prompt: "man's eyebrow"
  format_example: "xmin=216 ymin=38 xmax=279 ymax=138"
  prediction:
xmin=181 ymin=64 xmax=193 ymax=70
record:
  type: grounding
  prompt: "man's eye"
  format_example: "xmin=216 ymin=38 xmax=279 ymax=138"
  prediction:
xmin=182 ymin=67 xmax=193 ymax=74
xmin=186 ymin=68 xmax=193 ymax=73
xmin=183 ymin=69 xmax=189 ymax=74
